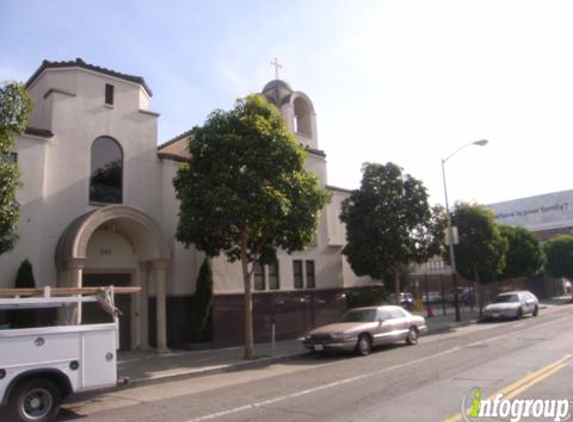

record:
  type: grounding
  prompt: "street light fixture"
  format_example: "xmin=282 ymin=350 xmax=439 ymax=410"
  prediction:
xmin=441 ymin=139 xmax=488 ymax=322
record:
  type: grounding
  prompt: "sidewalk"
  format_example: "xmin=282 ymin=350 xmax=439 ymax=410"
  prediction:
xmin=118 ymin=339 xmax=306 ymax=384
xmin=117 ymin=308 xmax=481 ymax=385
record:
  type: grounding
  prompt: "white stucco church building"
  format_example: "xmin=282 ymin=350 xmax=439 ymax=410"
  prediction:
xmin=0 ymin=59 xmax=372 ymax=351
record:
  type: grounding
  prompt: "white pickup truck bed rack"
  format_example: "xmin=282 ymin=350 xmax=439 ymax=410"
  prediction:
xmin=0 ymin=286 xmax=140 ymax=422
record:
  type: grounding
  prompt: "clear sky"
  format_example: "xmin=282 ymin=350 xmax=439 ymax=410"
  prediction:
xmin=2 ymin=0 xmax=573 ymax=207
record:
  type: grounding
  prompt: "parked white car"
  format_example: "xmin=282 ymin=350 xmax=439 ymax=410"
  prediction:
xmin=482 ymin=291 xmax=539 ymax=320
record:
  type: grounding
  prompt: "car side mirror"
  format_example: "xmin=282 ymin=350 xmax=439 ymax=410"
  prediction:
xmin=378 ymin=319 xmax=384 ymax=326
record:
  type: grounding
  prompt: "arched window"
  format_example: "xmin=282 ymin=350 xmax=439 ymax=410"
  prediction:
xmin=293 ymin=97 xmax=312 ymax=137
xmin=90 ymin=137 xmax=123 ymax=204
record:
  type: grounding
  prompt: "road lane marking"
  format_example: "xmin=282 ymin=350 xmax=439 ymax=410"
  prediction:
xmin=503 ymin=362 xmax=568 ymax=401
xmin=181 ymin=346 xmax=463 ymax=422
xmin=466 ymin=333 xmax=510 ymax=348
xmin=439 ymin=354 xmax=573 ymax=422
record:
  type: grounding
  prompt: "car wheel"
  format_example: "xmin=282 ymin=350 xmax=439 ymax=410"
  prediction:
xmin=532 ymin=305 xmax=539 ymax=317
xmin=356 ymin=334 xmax=372 ymax=356
xmin=9 ymin=379 xmax=61 ymax=422
xmin=406 ymin=327 xmax=419 ymax=345
xmin=516 ymin=307 xmax=523 ymax=320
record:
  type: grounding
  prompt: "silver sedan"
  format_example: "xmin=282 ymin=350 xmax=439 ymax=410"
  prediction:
xmin=301 ymin=305 xmax=427 ymax=356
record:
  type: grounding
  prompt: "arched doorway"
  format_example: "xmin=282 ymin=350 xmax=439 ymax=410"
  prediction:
xmin=55 ymin=205 xmax=171 ymax=352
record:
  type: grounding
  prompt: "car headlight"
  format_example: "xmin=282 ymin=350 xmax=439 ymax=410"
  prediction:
xmin=305 ymin=334 xmax=312 ymax=340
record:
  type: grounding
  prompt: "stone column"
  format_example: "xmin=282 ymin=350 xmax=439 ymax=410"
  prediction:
xmin=138 ymin=261 xmax=150 ymax=350
xmin=57 ymin=259 xmax=84 ymax=325
xmin=70 ymin=261 xmax=84 ymax=324
xmin=153 ymin=260 xmax=170 ymax=353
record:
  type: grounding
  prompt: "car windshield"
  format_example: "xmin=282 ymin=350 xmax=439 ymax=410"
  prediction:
xmin=494 ymin=294 xmax=519 ymax=303
xmin=339 ymin=309 xmax=378 ymax=323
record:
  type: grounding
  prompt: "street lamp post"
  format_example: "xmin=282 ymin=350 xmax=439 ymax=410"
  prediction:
xmin=441 ymin=139 xmax=488 ymax=322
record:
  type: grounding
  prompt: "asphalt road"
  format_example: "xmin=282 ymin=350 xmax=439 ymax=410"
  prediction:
xmin=59 ymin=304 xmax=573 ymax=422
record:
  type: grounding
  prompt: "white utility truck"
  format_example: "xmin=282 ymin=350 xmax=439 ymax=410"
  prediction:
xmin=0 ymin=286 xmax=139 ymax=422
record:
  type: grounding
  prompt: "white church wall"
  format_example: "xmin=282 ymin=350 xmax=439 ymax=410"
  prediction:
xmin=326 ymin=189 xmax=347 ymax=247
xmin=0 ymin=67 xmax=166 ymax=292
xmin=26 ymin=69 xmax=79 ymax=130
xmin=211 ymin=250 xmax=344 ymax=294
xmin=84 ymin=229 xmax=138 ymax=270
xmin=160 ymin=159 xmax=200 ymax=296
xmin=37 ymin=70 xmax=160 ymax=235
xmin=304 ymin=153 xmax=327 ymax=186
xmin=210 ymin=199 xmax=344 ymax=294
xmin=0 ymin=133 xmax=51 ymax=288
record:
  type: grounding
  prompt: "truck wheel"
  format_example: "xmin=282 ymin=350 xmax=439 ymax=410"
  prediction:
xmin=9 ymin=379 xmax=61 ymax=422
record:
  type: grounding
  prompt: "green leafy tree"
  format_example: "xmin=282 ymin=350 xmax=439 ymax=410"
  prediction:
xmin=11 ymin=259 xmax=37 ymax=327
xmin=0 ymin=82 xmax=33 ymax=255
xmin=190 ymin=258 xmax=213 ymax=330
xmin=340 ymin=162 xmax=433 ymax=304
xmin=544 ymin=234 xmax=573 ymax=301
xmin=450 ymin=203 xmax=507 ymax=315
xmin=426 ymin=204 xmax=449 ymax=258
xmin=499 ymin=225 xmax=544 ymax=286
xmin=174 ymin=94 xmax=330 ymax=359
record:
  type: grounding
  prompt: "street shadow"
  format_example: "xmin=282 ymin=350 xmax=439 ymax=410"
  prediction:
xmin=56 ymin=408 xmax=88 ymax=421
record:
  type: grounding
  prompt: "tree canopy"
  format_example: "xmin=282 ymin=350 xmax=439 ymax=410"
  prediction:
xmin=452 ymin=203 xmax=507 ymax=316
xmin=340 ymin=162 xmax=433 ymax=302
xmin=0 ymin=82 xmax=33 ymax=255
xmin=451 ymin=203 xmax=506 ymax=284
xmin=174 ymin=94 xmax=330 ymax=358
xmin=450 ymin=203 xmax=506 ymax=313
xmin=544 ymin=234 xmax=573 ymax=300
xmin=499 ymin=225 xmax=544 ymax=282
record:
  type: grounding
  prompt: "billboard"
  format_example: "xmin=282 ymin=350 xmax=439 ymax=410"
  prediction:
xmin=488 ymin=190 xmax=573 ymax=231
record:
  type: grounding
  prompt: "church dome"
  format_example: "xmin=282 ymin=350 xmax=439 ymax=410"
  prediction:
xmin=262 ymin=79 xmax=293 ymax=93
xmin=262 ymin=79 xmax=293 ymax=105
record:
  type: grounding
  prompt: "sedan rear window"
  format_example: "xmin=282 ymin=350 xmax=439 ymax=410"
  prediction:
xmin=494 ymin=294 xmax=519 ymax=303
xmin=339 ymin=310 xmax=378 ymax=323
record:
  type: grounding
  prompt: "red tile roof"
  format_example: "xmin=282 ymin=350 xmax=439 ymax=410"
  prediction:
xmin=26 ymin=58 xmax=153 ymax=97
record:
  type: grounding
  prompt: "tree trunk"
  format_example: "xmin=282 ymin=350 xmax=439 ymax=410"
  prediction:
xmin=394 ymin=265 xmax=401 ymax=305
xmin=240 ymin=231 xmax=254 ymax=360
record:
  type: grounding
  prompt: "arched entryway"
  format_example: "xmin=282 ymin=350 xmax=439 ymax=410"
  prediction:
xmin=55 ymin=205 xmax=171 ymax=352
